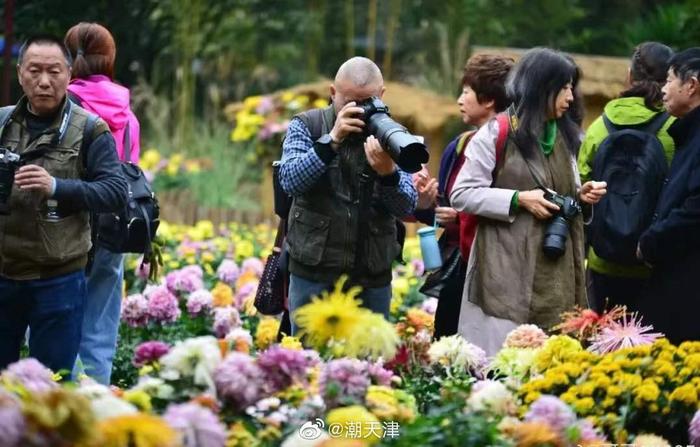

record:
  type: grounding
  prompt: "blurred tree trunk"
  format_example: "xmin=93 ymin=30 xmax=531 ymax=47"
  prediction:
xmin=2 ymin=0 xmax=15 ymax=106
xmin=306 ymin=0 xmax=326 ymax=78
xmin=172 ymin=0 xmax=203 ymax=146
xmin=383 ymin=0 xmax=401 ymax=80
xmin=367 ymin=0 xmax=377 ymax=60
xmin=345 ymin=0 xmax=355 ymax=59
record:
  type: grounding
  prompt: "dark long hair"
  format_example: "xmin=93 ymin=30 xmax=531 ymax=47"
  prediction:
xmin=64 ymin=22 xmax=116 ymax=80
xmin=620 ymin=42 xmax=673 ymax=111
xmin=506 ymin=48 xmax=581 ymax=159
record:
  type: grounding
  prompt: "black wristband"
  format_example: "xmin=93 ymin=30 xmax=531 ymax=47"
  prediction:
xmin=378 ymin=169 xmax=400 ymax=186
xmin=313 ymin=143 xmax=338 ymax=164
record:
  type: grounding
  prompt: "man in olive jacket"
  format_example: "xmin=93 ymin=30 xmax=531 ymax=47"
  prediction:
xmin=279 ymin=57 xmax=417 ymax=335
xmin=638 ymin=48 xmax=700 ymax=344
xmin=0 ymin=36 xmax=127 ymax=374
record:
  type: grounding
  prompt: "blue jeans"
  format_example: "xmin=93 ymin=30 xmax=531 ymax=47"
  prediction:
xmin=0 ymin=270 xmax=86 ymax=376
xmin=288 ymin=273 xmax=391 ymax=335
xmin=73 ymin=247 xmax=124 ymax=384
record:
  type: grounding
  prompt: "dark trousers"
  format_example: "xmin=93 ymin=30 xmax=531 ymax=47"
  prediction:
xmin=588 ymin=270 xmax=647 ymax=314
xmin=0 ymin=270 xmax=86 ymax=375
xmin=433 ymin=259 xmax=466 ymax=339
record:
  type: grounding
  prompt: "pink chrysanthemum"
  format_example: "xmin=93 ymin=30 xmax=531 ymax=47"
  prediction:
xmin=524 ymin=395 xmax=576 ymax=435
xmin=421 ymin=297 xmax=438 ymax=315
xmin=234 ymin=282 xmax=257 ymax=309
xmin=241 ymin=258 xmax=264 ymax=277
xmin=186 ymin=290 xmax=213 ymax=316
xmin=213 ymin=353 xmax=265 ymax=411
xmin=121 ymin=293 xmax=150 ymax=327
xmin=166 ymin=266 xmax=204 ymax=294
xmin=216 ymin=259 xmax=240 ymax=285
xmin=503 ymin=324 xmax=548 ymax=349
xmin=163 ymin=403 xmax=227 ymax=447
xmin=690 ymin=409 xmax=700 ymax=445
xmin=133 ymin=341 xmax=171 ymax=368
xmin=588 ymin=313 xmax=663 ymax=354
xmin=146 ymin=285 xmax=182 ymax=324
xmin=257 ymin=346 xmax=320 ymax=392
xmin=2 ymin=358 xmax=57 ymax=393
xmin=319 ymin=359 xmax=372 ymax=409
xmin=0 ymin=390 xmax=24 ymax=447
xmin=212 ymin=307 xmax=241 ymax=338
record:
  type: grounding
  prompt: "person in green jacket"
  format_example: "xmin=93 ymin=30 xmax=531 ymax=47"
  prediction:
xmin=578 ymin=42 xmax=675 ymax=313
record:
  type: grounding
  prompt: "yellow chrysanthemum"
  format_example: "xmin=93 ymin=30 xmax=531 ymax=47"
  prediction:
xmin=533 ymin=335 xmax=582 ymax=372
xmin=256 ymin=317 xmax=281 ymax=350
xmin=668 ymin=383 xmax=698 ymax=406
xmin=96 ymin=413 xmax=179 ymax=447
xmin=508 ymin=421 xmax=563 ymax=447
xmin=294 ymin=276 xmax=365 ymax=349
xmin=343 ymin=311 xmax=400 ymax=360
xmin=226 ymin=421 xmax=259 ymax=447
xmin=326 ymin=405 xmax=383 ymax=444
xmin=211 ymin=282 xmax=234 ymax=307
xmin=122 ymin=390 xmax=152 ymax=412
xmin=280 ymin=336 xmax=303 ymax=350
xmin=633 ymin=434 xmax=671 ymax=447
xmin=139 ymin=149 xmax=161 ymax=172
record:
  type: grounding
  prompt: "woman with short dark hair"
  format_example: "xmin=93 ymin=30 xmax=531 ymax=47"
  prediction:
xmin=64 ymin=22 xmax=141 ymax=384
xmin=414 ymin=54 xmax=513 ymax=339
xmin=450 ymin=48 xmax=606 ymax=354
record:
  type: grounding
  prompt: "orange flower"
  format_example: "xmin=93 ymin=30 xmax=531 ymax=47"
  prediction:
xmin=509 ymin=421 xmax=564 ymax=447
xmin=211 ymin=282 xmax=234 ymax=307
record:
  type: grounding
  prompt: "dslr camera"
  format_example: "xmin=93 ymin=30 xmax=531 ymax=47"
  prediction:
xmin=542 ymin=190 xmax=582 ymax=259
xmin=354 ymin=97 xmax=429 ymax=173
xmin=0 ymin=148 xmax=21 ymax=215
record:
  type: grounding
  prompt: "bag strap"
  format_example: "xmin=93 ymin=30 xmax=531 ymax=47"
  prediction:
xmin=80 ymin=113 xmax=98 ymax=173
xmin=138 ymin=202 xmax=154 ymax=267
xmin=273 ymin=218 xmax=286 ymax=249
xmin=123 ymin=121 xmax=132 ymax=163
xmin=495 ymin=113 xmax=509 ymax=165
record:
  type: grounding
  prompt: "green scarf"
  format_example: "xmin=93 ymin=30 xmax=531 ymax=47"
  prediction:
xmin=539 ymin=120 xmax=557 ymax=156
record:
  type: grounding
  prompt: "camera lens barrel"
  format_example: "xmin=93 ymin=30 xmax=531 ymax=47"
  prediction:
xmin=542 ymin=216 xmax=569 ymax=259
xmin=367 ymin=113 xmax=428 ymax=173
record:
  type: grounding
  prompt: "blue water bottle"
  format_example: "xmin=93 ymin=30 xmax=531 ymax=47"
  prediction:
xmin=417 ymin=225 xmax=442 ymax=271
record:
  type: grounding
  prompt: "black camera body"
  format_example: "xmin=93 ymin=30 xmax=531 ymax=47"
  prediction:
xmin=542 ymin=190 xmax=582 ymax=259
xmin=0 ymin=148 xmax=21 ymax=215
xmin=354 ymin=97 xmax=428 ymax=174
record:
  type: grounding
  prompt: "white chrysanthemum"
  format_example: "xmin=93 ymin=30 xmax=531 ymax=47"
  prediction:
xmin=130 ymin=377 xmax=175 ymax=400
xmin=160 ymin=336 xmax=222 ymax=391
xmin=428 ymin=335 xmax=487 ymax=373
xmin=467 ymin=380 xmax=516 ymax=415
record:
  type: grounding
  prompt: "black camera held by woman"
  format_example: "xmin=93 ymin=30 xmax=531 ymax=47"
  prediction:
xmin=542 ymin=189 xmax=582 ymax=259
xmin=0 ymin=148 xmax=21 ymax=215
xmin=354 ymin=97 xmax=429 ymax=174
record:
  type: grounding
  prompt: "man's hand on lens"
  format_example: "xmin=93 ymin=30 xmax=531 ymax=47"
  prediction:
xmin=15 ymin=164 xmax=54 ymax=197
xmin=329 ymin=101 xmax=365 ymax=147
xmin=364 ymin=135 xmax=396 ymax=177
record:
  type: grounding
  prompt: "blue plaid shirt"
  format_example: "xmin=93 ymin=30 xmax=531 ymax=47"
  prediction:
xmin=279 ymin=117 xmax=417 ymax=217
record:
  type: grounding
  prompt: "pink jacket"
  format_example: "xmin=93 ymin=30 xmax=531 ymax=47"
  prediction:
xmin=68 ymin=75 xmax=140 ymax=163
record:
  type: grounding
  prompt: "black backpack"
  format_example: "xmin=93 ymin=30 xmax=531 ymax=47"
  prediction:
xmin=589 ymin=111 xmax=669 ymax=265
xmin=93 ymin=120 xmax=160 ymax=255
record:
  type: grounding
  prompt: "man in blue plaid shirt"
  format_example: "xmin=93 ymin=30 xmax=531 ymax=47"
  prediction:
xmin=280 ymin=57 xmax=418 ymax=334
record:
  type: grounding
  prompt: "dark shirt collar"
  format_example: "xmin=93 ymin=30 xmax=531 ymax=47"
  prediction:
xmin=668 ymin=104 xmax=700 ymax=148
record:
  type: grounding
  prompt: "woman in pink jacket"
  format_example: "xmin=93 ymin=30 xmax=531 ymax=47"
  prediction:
xmin=64 ymin=22 xmax=140 ymax=384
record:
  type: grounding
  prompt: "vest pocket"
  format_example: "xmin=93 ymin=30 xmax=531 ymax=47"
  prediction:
xmin=287 ymin=207 xmax=330 ymax=266
xmin=364 ymin=220 xmax=400 ymax=274
xmin=36 ymin=214 xmax=90 ymax=263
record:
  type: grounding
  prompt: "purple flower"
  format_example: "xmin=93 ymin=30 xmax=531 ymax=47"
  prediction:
xmin=319 ymin=359 xmax=372 ymax=409
xmin=133 ymin=341 xmax=171 ymax=368
xmin=421 ymin=297 xmax=438 ymax=315
xmin=367 ymin=360 xmax=394 ymax=386
xmin=257 ymin=346 xmax=320 ymax=393
xmin=214 ymin=353 xmax=265 ymax=411
xmin=255 ymin=96 xmax=275 ymax=115
xmin=136 ymin=258 xmax=150 ymax=280
xmin=577 ymin=419 xmax=602 ymax=443
xmin=588 ymin=313 xmax=663 ymax=354
xmin=690 ymin=410 xmax=700 ymax=446
xmin=411 ymin=258 xmax=425 ymax=277
xmin=166 ymin=266 xmax=204 ymax=294
xmin=234 ymin=282 xmax=257 ymax=309
xmin=524 ymin=395 xmax=577 ymax=435
xmin=163 ymin=403 xmax=227 ymax=447
xmin=121 ymin=293 xmax=150 ymax=327
xmin=146 ymin=286 xmax=181 ymax=323
xmin=241 ymin=257 xmax=264 ymax=277
xmin=186 ymin=290 xmax=213 ymax=316
xmin=212 ymin=307 xmax=241 ymax=338
xmin=216 ymin=259 xmax=240 ymax=285
xmin=0 ymin=390 xmax=24 ymax=447
xmin=2 ymin=358 xmax=57 ymax=393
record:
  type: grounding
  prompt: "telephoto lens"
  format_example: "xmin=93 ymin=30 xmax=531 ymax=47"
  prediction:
xmin=357 ymin=97 xmax=429 ymax=173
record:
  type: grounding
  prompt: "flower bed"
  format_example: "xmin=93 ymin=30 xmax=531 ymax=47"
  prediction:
xmin=0 ymin=221 xmax=698 ymax=447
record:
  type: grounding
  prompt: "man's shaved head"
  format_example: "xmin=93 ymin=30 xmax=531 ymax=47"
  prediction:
xmin=334 ymin=57 xmax=383 ymax=87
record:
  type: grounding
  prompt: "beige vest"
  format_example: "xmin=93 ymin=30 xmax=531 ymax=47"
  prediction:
xmin=466 ymin=133 xmax=587 ymax=328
